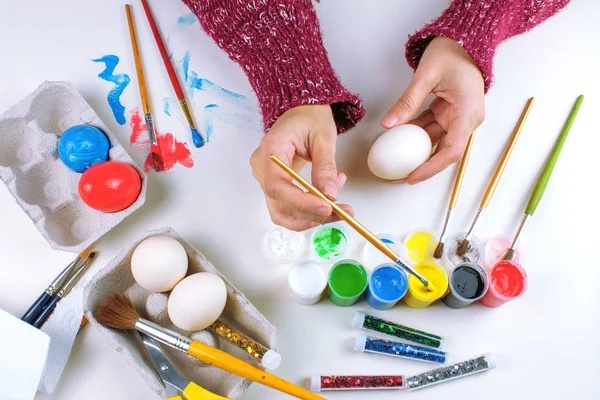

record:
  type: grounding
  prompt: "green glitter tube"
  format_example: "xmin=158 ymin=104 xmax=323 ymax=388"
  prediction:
xmin=353 ymin=311 xmax=443 ymax=349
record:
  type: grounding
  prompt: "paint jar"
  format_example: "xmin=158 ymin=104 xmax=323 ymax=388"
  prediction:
xmin=365 ymin=264 xmax=408 ymax=310
xmin=480 ymin=260 xmax=527 ymax=307
xmin=355 ymin=335 xmax=447 ymax=364
xmin=442 ymin=232 xmax=484 ymax=273
xmin=353 ymin=311 xmax=444 ymax=349
xmin=483 ymin=234 xmax=522 ymax=271
xmin=311 ymin=374 xmax=404 ymax=392
xmin=328 ymin=259 xmax=368 ymax=307
xmin=262 ymin=226 xmax=305 ymax=264
xmin=310 ymin=223 xmax=350 ymax=262
xmin=361 ymin=233 xmax=400 ymax=270
xmin=403 ymin=261 xmax=448 ymax=309
xmin=403 ymin=229 xmax=437 ymax=266
xmin=288 ymin=259 xmax=328 ymax=306
xmin=442 ymin=263 xmax=489 ymax=309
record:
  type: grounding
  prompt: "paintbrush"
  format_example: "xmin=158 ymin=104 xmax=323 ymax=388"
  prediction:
xmin=21 ymin=247 xmax=89 ymax=324
xmin=32 ymin=252 xmax=98 ymax=328
xmin=457 ymin=97 xmax=535 ymax=257
xmin=95 ymin=293 xmax=325 ymax=400
xmin=433 ymin=132 xmax=476 ymax=259
xmin=503 ymin=95 xmax=584 ymax=261
xmin=125 ymin=4 xmax=164 ymax=171
xmin=140 ymin=0 xmax=204 ymax=148
xmin=270 ymin=155 xmax=435 ymax=292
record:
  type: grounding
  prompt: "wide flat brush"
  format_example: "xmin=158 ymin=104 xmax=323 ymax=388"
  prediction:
xmin=433 ymin=131 xmax=476 ymax=259
xmin=125 ymin=4 xmax=164 ymax=171
xmin=140 ymin=0 xmax=204 ymax=148
xmin=457 ymin=97 xmax=535 ymax=257
xmin=21 ymin=247 xmax=89 ymax=324
xmin=503 ymin=95 xmax=584 ymax=260
xmin=270 ymin=155 xmax=434 ymax=292
xmin=95 ymin=294 xmax=325 ymax=400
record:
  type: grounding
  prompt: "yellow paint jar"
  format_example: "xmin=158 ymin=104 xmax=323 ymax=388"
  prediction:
xmin=403 ymin=229 xmax=437 ymax=266
xmin=404 ymin=261 xmax=448 ymax=308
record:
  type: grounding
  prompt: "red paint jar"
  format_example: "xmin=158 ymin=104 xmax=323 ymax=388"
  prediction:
xmin=480 ymin=260 xmax=527 ymax=307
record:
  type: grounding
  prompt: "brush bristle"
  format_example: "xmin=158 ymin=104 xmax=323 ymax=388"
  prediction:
xmin=94 ymin=293 xmax=139 ymax=331
xmin=433 ymin=241 xmax=444 ymax=259
xmin=456 ymin=239 xmax=470 ymax=257
xmin=151 ymin=151 xmax=164 ymax=172
xmin=191 ymin=126 xmax=204 ymax=148
xmin=502 ymin=248 xmax=515 ymax=261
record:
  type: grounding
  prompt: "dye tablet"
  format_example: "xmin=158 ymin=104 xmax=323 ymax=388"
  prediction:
xmin=442 ymin=263 xmax=489 ymax=309
xmin=404 ymin=261 xmax=448 ymax=308
xmin=481 ymin=260 xmax=527 ymax=307
xmin=365 ymin=264 xmax=408 ymax=310
xmin=310 ymin=223 xmax=350 ymax=262
xmin=288 ymin=259 xmax=328 ymax=305
xmin=328 ymin=259 xmax=368 ymax=307
xmin=403 ymin=229 xmax=437 ymax=266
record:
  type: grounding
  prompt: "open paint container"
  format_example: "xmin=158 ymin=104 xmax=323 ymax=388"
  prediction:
xmin=310 ymin=223 xmax=350 ymax=262
xmin=480 ymin=260 xmax=527 ymax=307
xmin=328 ymin=259 xmax=368 ymax=307
xmin=442 ymin=232 xmax=484 ymax=272
xmin=288 ymin=259 xmax=328 ymax=305
xmin=483 ymin=234 xmax=522 ymax=271
xmin=403 ymin=261 xmax=448 ymax=308
xmin=365 ymin=263 xmax=408 ymax=310
xmin=442 ymin=263 xmax=489 ymax=308
xmin=262 ymin=226 xmax=305 ymax=264
xmin=361 ymin=233 xmax=400 ymax=270
xmin=403 ymin=228 xmax=437 ymax=266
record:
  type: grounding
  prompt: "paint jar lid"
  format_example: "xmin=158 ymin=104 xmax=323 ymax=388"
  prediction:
xmin=403 ymin=228 xmax=437 ymax=267
xmin=352 ymin=311 xmax=366 ymax=329
xmin=442 ymin=232 xmax=484 ymax=273
xmin=310 ymin=223 xmax=351 ymax=262
xmin=262 ymin=349 xmax=282 ymax=370
xmin=361 ymin=233 xmax=400 ymax=270
xmin=355 ymin=334 xmax=367 ymax=352
xmin=483 ymin=234 xmax=523 ymax=271
xmin=310 ymin=375 xmax=321 ymax=392
xmin=262 ymin=225 xmax=305 ymax=264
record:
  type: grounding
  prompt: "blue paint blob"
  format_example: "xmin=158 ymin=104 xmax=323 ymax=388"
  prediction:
xmin=177 ymin=13 xmax=197 ymax=26
xmin=93 ymin=55 xmax=130 ymax=125
xmin=190 ymin=126 xmax=204 ymax=148
xmin=162 ymin=97 xmax=172 ymax=116
xmin=365 ymin=264 xmax=408 ymax=310
xmin=58 ymin=125 xmax=110 ymax=173
xmin=382 ymin=238 xmax=394 ymax=244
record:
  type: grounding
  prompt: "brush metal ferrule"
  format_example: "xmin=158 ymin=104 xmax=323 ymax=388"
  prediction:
xmin=144 ymin=113 xmax=158 ymax=145
xmin=509 ymin=213 xmax=532 ymax=251
xmin=437 ymin=208 xmax=453 ymax=243
xmin=464 ymin=207 xmax=485 ymax=241
xmin=178 ymin=98 xmax=196 ymax=128
xmin=136 ymin=319 xmax=191 ymax=353
xmin=394 ymin=258 xmax=431 ymax=289
xmin=47 ymin=260 xmax=78 ymax=296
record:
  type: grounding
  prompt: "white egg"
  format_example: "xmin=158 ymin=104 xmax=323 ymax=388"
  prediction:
xmin=168 ymin=272 xmax=227 ymax=331
xmin=131 ymin=235 xmax=188 ymax=293
xmin=367 ymin=124 xmax=432 ymax=180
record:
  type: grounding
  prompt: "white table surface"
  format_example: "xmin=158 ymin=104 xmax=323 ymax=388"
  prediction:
xmin=1 ymin=1 xmax=599 ymax=399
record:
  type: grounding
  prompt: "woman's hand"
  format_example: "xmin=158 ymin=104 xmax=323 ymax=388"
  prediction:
xmin=250 ymin=105 xmax=354 ymax=231
xmin=382 ymin=36 xmax=485 ymax=184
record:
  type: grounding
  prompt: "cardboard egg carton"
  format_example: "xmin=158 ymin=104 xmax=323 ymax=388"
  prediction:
xmin=0 ymin=81 xmax=146 ymax=252
xmin=83 ymin=227 xmax=278 ymax=400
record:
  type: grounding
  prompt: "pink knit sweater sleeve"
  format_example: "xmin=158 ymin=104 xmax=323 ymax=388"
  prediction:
xmin=182 ymin=0 xmax=365 ymax=133
xmin=406 ymin=0 xmax=571 ymax=91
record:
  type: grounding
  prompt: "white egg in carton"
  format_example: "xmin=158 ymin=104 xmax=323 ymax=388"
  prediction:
xmin=0 ymin=81 xmax=147 ymax=252
xmin=83 ymin=227 xmax=277 ymax=400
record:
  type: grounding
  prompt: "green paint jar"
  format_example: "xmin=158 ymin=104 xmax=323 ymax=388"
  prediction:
xmin=328 ymin=259 xmax=369 ymax=307
xmin=310 ymin=223 xmax=350 ymax=262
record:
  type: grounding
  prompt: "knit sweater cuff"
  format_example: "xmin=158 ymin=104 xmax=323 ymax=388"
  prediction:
xmin=185 ymin=1 xmax=365 ymax=133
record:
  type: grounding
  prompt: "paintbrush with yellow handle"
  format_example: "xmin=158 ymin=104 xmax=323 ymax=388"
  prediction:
xmin=270 ymin=155 xmax=434 ymax=292
xmin=457 ymin=97 xmax=535 ymax=257
xmin=433 ymin=131 xmax=476 ymax=259
xmin=95 ymin=294 xmax=325 ymax=400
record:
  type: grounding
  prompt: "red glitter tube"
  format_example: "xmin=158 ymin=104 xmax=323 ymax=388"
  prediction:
xmin=311 ymin=375 xmax=405 ymax=392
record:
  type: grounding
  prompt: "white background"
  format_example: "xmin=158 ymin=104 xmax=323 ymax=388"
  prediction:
xmin=1 ymin=0 xmax=599 ymax=399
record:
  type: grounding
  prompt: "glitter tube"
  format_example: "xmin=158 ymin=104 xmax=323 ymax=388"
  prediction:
xmin=311 ymin=375 xmax=404 ymax=392
xmin=405 ymin=353 xmax=496 ymax=391
xmin=353 ymin=311 xmax=444 ymax=349
xmin=209 ymin=320 xmax=281 ymax=370
xmin=355 ymin=335 xmax=447 ymax=364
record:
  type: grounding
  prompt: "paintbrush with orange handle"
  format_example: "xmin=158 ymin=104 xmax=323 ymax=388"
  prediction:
xmin=95 ymin=294 xmax=325 ymax=400
xmin=457 ymin=97 xmax=535 ymax=257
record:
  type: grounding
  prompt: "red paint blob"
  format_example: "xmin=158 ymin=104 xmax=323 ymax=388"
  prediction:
xmin=79 ymin=161 xmax=142 ymax=213
xmin=129 ymin=108 xmax=194 ymax=172
xmin=490 ymin=261 xmax=526 ymax=297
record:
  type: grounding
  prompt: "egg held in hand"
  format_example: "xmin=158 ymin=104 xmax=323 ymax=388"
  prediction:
xmin=368 ymin=124 xmax=432 ymax=180
xmin=131 ymin=235 xmax=189 ymax=293
xmin=168 ymin=272 xmax=228 ymax=331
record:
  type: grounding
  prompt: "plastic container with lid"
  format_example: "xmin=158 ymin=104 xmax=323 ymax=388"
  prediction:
xmin=262 ymin=225 xmax=305 ymax=264
xmin=403 ymin=261 xmax=448 ymax=308
xmin=403 ymin=228 xmax=437 ymax=266
xmin=365 ymin=264 xmax=408 ymax=310
xmin=442 ymin=232 xmax=484 ymax=272
xmin=310 ymin=223 xmax=350 ymax=262
xmin=328 ymin=259 xmax=368 ymax=307
xmin=288 ymin=259 xmax=328 ymax=306
xmin=480 ymin=260 xmax=527 ymax=307
xmin=442 ymin=262 xmax=489 ymax=309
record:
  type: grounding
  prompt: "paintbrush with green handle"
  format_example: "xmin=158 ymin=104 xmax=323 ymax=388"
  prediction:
xmin=503 ymin=95 xmax=584 ymax=261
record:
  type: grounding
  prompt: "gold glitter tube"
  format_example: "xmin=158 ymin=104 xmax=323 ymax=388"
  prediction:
xmin=209 ymin=320 xmax=281 ymax=370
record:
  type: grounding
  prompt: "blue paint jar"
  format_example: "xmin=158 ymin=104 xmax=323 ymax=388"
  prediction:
xmin=58 ymin=125 xmax=110 ymax=173
xmin=365 ymin=263 xmax=408 ymax=310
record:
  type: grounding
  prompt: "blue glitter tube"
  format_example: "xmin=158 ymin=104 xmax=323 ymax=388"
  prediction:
xmin=355 ymin=335 xmax=447 ymax=364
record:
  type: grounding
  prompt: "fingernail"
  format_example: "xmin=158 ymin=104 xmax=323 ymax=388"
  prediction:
xmin=381 ymin=114 xmax=399 ymax=128
xmin=317 ymin=206 xmax=331 ymax=216
xmin=337 ymin=174 xmax=347 ymax=189
xmin=323 ymin=182 xmax=338 ymax=199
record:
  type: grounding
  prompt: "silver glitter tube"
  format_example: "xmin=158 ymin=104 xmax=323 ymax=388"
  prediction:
xmin=405 ymin=353 xmax=495 ymax=391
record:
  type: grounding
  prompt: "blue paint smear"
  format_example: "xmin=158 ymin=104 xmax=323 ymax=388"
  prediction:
xmin=203 ymin=103 xmax=261 ymax=142
xmin=177 ymin=13 xmax=197 ymax=27
xmin=163 ymin=97 xmax=172 ymax=116
xmin=92 ymin=55 xmax=130 ymax=125
xmin=381 ymin=238 xmax=395 ymax=244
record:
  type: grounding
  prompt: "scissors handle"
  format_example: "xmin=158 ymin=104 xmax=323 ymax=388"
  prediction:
xmin=182 ymin=382 xmax=229 ymax=400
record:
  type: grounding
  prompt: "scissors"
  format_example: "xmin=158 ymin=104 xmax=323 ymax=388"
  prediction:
xmin=141 ymin=333 xmax=230 ymax=400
